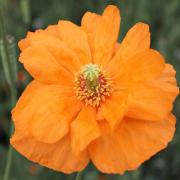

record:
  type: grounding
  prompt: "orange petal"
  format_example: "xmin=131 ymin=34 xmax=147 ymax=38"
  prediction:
xmin=12 ymin=81 xmax=82 ymax=143
xmin=152 ymin=64 xmax=179 ymax=99
xmin=109 ymin=49 xmax=165 ymax=86
xmin=96 ymin=109 xmax=104 ymax=121
xmin=81 ymin=11 xmax=99 ymax=41
xmin=18 ymin=37 xmax=31 ymax=51
xmin=19 ymin=44 xmax=73 ymax=85
xmin=89 ymin=114 xmax=175 ymax=174
xmin=57 ymin=21 xmax=91 ymax=65
xmin=18 ymin=25 xmax=59 ymax=51
xmin=158 ymin=64 xmax=178 ymax=85
xmin=20 ymin=30 xmax=81 ymax=74
xmin=107 ymin=22 xmax=150 ymax=72
xmin=127 ymin=64 xmax=179 ymax=121
xmin=11 ymin=134 xmax=89 ymax=173
xmin=128 ymin=50 xmax=165 ymax=81
xmin=71 ymin=106 xmax=100 ymax=155
xmin=99 ymin=91 xmax=128 ymax=129
xmin=81 ymin=5 xmax=120 ymax=67
xmin=127 ymin=78 xmax=178 ymax=121
xmin=45 ymin=24 xmax=60 ymax=38
xmin=116 ymin=22 xmax=150 ymax=60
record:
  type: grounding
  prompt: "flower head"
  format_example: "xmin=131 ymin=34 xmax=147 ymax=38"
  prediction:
xmin=11 ymin=5 xmax=179 ymax=174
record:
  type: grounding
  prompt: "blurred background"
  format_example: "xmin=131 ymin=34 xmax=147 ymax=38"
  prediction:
xmin=0 ymin=0 xmax=180 ymax=179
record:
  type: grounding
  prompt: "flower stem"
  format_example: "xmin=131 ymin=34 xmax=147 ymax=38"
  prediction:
xmin=3 ymin=145 xmax=13 ymax=180
xmin=3 ymin=87 xmax=17 ymax=180
xmin=0 ymin=4 xmax=17 ymax=180
xmin=75 ymin=171 xmax=83 ymax=180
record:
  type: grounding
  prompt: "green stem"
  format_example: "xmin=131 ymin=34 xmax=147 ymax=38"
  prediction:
xmin=3 ymin=87 xmax=16 ymax=180
xmin=3 ymin=146 xmax=13 ymax=180
xmin=0 ymin=6 xmax=14 ymax=86
xmin=75 ymin=171 xmax=83 ymax=180
xmin=0 ymin=4 xmax=17 ymax=180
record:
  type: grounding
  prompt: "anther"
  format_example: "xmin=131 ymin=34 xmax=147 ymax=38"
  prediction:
xmin=74 ymin=64 xmax=113 ymax=107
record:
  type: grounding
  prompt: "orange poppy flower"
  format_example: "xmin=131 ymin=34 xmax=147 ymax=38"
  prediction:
xmin=11 ymin=5 xmax=179 ymax=174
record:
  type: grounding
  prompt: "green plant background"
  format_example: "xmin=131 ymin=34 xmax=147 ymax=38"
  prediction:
xmin=0 ymin=0 xmax=180 ymax=179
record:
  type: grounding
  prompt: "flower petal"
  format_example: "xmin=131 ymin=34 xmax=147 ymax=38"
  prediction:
xmin=158 ymin=64 xmax=178 ymax=85
xmin=18 ymin=37 xmax=31 ymax=51
xmin=57 ymin=21 xmax=91 ymax=65
xmin=89 ymin=114 xmax=175 ymax=174
xmin=45 ymin=24 xmax=60 ymax=38
xmin=18 ymin=25 xmax=59 ymax=51
xmin=127 ymin=65 xmax=179 ymax=121
xmin=19 ymin=30 xmax=81 ymax=74
xmin=71 ymin=106 xmax=100 ymax=155
xmin=81 ymin=11 xmax=99 ymax=41
xmin=11 ymin=134 xmax=89 ymax=174
xmin=81 ymin=5 xmax=120 ymax=67
xmin=19 ymin=44 xmax=73 ymax=85
xmin=115 ymin=22 xmax=150 ymax=61
xmin=109 ymin=49 xmax=165 ymax=86
xmin=106 ymin=22 xmax=150 ymax=73
xmin=12 ymin=81 xmax=82 ymax=143
xmin=99 ymin=91 xmax=128 ymax=129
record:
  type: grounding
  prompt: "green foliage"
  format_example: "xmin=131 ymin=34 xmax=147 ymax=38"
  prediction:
xmin=0 ymin=0 xmax=180 ymax=179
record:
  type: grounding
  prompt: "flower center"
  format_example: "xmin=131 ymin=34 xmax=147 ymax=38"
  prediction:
xmin=75 ymin=64 xmax=113 ymax=107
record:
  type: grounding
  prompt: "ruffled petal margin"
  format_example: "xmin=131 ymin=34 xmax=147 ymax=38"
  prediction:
xmin=71 ymin=106 xmax=100 ymax=155
xmin=12 ymin=81 xmax=82 ymax=144
xmin=11 ymin=134 xmax=89 ymax=174
xmin=81 ymin=5 xmax=120 ymax=67
xmin=89 ymin=114 xmax=176 ymax=174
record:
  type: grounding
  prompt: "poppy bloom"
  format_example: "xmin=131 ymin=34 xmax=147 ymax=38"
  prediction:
xmin=11 ymin=5 xmax=179 ymax=174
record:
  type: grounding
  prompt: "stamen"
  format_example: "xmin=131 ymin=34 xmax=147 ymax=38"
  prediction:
xmin=74 ymin=64 xmax=113 ymax=107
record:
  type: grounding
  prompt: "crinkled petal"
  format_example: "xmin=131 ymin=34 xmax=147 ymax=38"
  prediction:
xmin=81 ymin=5 xmax=120 ymax=67
xmin=127 ymin=64 xmax=179 ymax=121
xmin=89 ymin=114 xmax=175 ymax=174
xmin=19 ymin=44 xmax=73 ymax=85
xmin=157 ymin=64 xmax=178 ymax=85
xmin=98 ymin=91 xmax=128 ymax=129
xmin=11 ymin=134 xmax=89 ymax=174
xmin=18 ymin=25 xmax=59 ymax=51
xmin=58 ymin=21 xmax=92 ymax=65
xmin=12 ymin=81 xmax=82 ymax=143
xmin=19 ymin=30 xmax=81 ymax=74
xmin=108 ymin=49 xmax=165 ymax=84
xmin=107 ymin=22 xmax=150 ymax=73
xmin=18 ymin=37 xmax=31 ymax=51
xmin=115 ymin=22 xmax=150 ymax=61
xmin=71 ymin=106 xmax=100 ymax=155
xmin=45 ymin=25 xmax=60 ymax=38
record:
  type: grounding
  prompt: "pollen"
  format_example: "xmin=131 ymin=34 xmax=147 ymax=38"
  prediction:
xmin=74 ymin=64 xmax=113 ymax=107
